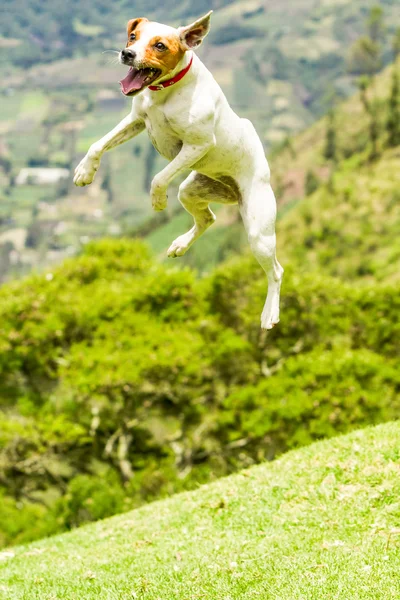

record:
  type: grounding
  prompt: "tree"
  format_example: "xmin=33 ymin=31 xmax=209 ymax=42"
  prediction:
xmin=347 ymin=6 xmax=384 ymax=76
xmin=324 ymin=110 xmax=337 ymax=161
xmin=386 ymin=70 xmax=400 ymax=147
xmin=56 ymin=178 xmax=69 ymax=198
xmin=25 ymin=220 xmax=44 ymax=249
xmin=304 ymin=170 xmax=320 ymax=196
xmin=144 ymin=143 xmax=157 ymax=191
xmin=393 ymin=27 xmax=400 ymax=59
xmin=0 ymin=241 xmax=13 ymax=281
xmin=347 ymin=36 xmax=382 ymax=76
xmin=101 ymin=160 xmax=113 ymax=204
xmin=0 ymin=156 xmax=12 ymax=174
xmin=359 ymin=77 xmax=380 ymax=160
xmin=366 ymin=5 xmax=385 ymax=42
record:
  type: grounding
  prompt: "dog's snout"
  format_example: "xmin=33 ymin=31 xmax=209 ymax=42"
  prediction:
xmin=121 ymin=48 xmax=136 ymax=61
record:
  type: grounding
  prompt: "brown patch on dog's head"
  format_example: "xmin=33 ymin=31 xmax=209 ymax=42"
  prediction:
xmin=126 ymin=17 xmax=149 ymax=46
xmin=124 ymin=18 xmax=185 ymax=75
xmin=142 ymin=34 xmax=185 ymax=75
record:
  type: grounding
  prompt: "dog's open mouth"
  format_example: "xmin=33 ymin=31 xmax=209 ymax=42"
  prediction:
xmin=119 ymin=67 xmax=162 ymax=95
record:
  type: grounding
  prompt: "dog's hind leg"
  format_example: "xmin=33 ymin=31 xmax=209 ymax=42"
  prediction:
xmin=239 ymin=174 xmax=284 ymax=330
xmin=167 ymin=172 xmax=238 ymax=258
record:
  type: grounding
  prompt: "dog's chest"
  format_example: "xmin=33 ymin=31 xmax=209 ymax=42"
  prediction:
xmin=143 ymin=105 xmax=182 ymax=161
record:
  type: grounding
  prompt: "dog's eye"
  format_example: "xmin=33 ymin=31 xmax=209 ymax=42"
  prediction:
xmin=129 ymin=33 xmax=136 ymax=41
xmin=155 ymin=42 xmax=167 ymax=51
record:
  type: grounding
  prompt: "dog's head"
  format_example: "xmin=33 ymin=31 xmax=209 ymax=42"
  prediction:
xmin=119 ymin=12 xmax=212 ymax=96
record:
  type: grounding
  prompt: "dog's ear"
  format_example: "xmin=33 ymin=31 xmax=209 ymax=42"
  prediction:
xmin=127 ymin=17 xmax=148 ymax=36
xmin=178 ymin=11 xmax=213 ymax=50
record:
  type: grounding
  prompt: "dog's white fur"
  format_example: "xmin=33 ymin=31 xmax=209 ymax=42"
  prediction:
xmin=74 ymin=12 xmax=283 ymax=329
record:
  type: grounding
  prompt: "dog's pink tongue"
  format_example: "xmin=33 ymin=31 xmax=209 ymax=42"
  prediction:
xmin=119 ymin=68 xmax=147 ymax=95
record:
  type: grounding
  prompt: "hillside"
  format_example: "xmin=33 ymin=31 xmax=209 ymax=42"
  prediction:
xmin=1 ymin=239 xmax=400 ymax=548
xmin=1 ymin=0 xmax=399 ymax=280
xmin=0 ymin=55 xmax=400 ymax=548
xmin=1 ymin=422 xmax=400 ymax=599
xmin=0 ymin=42 xmax=399 ymax=548
xmin=145 ymin=58 xmax=400 ymax=274
xmin=4 ymin=0 xmax=398 ymax=129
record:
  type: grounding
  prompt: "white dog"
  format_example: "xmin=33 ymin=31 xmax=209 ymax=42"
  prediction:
xmin=74 ymin=11 xmax=283 ymax=329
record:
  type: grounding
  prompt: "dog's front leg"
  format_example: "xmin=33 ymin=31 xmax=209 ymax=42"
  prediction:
xmin=151 ymin=140 xmax=215 ymax=211
xmin=74 ymin=111 xmax=145 ymax=187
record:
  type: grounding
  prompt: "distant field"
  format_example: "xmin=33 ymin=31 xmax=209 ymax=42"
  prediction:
xmin=0 ymin=95 xmax=22 ymax=125
xmin=19 ymin=91 xmax=50 ymax=122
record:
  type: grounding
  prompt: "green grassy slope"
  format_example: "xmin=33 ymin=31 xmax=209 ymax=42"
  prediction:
xmin=272 ymin=58 xmax=400 ymax=199
xmin=1 ymin=422 xmax=400 ymax=599
xmin=273 ymin=61 xmax=400 ymax=284
xmin=278 ymin=147 xmax=400 ymax=284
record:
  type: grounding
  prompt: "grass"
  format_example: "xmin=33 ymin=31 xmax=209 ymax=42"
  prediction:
xmin=19 ymin=91 xmax=50 ymax=123
xmin=0 ymin=96 xmax=21 ymax=124
xmin=278 ymin=149 xmax=400 ymax=285
xmin=6 ymin=131 xmax=44 ymax=169
xmin=1 ymin=422 xmax=400 ymax=599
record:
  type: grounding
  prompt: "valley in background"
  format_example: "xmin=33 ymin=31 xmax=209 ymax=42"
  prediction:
xmin=0 ymin=0 xmax=399 ymax=279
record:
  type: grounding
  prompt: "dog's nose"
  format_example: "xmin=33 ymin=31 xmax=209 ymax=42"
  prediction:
xmin=121 ymin=48 xmax=136 ymax=60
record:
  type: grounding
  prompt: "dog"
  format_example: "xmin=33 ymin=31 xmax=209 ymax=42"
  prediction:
xmin=74 ymin=11 xmax=283 ymax=329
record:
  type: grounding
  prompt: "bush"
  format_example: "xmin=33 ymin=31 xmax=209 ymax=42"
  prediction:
xmin=55 ymin=471 xmax=128 ymax=529
xmin=1 ymin=239 xmax=399 ymax=547
xmin=304 ymin=170 xmax=321 ymax=196
xmin=220 ymin=348 xmax=400 ymax=460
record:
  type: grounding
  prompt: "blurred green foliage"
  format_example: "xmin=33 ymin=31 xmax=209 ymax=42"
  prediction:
xmin=1 ymin=235 xmax=399 ymax=548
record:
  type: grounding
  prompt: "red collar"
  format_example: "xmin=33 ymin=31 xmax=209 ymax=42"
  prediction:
xmin=149 ymin=56 xmax=193 ymax=91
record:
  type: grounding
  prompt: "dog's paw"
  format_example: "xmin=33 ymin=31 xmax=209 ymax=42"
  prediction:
xmin=260 ymin=307 xmax=280 ymax=330
xmin=150 ymin=178 xmax=168 ymax=212
xmin=167 ymin=233 xmax=194 ymax=258
xmin=73 ymin=157 xmax=99 ymax=187
xmin=152 ymin=195 xmax=168 ymax=212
